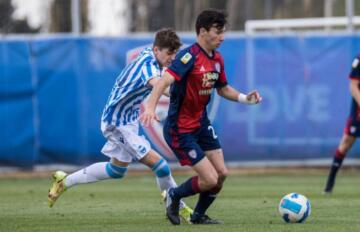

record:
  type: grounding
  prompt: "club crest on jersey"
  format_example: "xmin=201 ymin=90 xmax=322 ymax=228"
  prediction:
xmin=215 ymin=62 xmax=221 ymax=73
xmin=181 ymin=52 xmax=192 ymax=64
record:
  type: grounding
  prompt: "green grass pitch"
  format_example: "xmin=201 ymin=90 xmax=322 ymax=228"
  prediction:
xmin=0 ymin=170 xmax=359 ymax=232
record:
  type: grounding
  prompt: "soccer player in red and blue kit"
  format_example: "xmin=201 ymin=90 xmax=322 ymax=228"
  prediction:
xmin=141 ymin=9 xmax=262 ymax=225
xmin=324 ymin=55 xmax=360 ymax=194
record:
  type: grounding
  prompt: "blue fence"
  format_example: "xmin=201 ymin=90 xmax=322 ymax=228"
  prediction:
xmin=1 ymin=34 xmax=359 ymax=167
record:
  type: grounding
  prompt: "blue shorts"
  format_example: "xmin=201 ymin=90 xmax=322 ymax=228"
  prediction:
xmin=163 ymin=121 xmax=221 ymax=166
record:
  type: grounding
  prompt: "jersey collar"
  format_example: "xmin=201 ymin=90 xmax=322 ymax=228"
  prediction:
xmin=195 ymin=43 xmax=215 ymax=59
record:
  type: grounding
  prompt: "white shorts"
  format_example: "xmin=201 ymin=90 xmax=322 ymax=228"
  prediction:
xmin=100 ymin=122 xmax=151 ymax=163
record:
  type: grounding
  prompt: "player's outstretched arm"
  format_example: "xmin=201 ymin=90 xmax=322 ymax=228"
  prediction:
xmin=141 ymin=72 xmax=175 ymax=126
xmin=217 ymin=85 xmax=262 ymax=104
xmin=147 ymin=78 xmax=170 ymax=97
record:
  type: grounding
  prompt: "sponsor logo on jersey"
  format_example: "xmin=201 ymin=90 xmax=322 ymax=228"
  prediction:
xmin=181 ymin=52 xmax=192 ymax=64
xmin=202 ymin=72 xmax=219 ymax=88
xmin=199 ymin=89 xmax=213 ymax=95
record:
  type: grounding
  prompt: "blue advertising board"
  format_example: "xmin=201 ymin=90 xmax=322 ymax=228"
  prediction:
xmin=0 ymin=34 xmax=359 ymax=167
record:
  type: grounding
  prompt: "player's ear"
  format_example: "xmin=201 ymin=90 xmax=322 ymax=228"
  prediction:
xmin=199 ymin=28 xmax=207 ymax=35
xmin=153 ymin=46 xmax=159 ymax=53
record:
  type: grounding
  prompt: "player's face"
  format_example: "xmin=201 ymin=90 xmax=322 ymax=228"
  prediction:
xmin=154 ymin=47 xmax=176 ymax=68
xmin=203 ymin=26 xmax=225 ymax=50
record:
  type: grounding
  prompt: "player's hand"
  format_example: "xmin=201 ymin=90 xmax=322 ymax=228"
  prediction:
xmin=246 ymin=90 xmax=262 ymax=104
xmin=140 ymin=108 xmax=160 ymax=127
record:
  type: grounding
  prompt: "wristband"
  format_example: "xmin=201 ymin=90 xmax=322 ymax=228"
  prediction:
xmin=237 ymin=93 xmax=251 ymax=104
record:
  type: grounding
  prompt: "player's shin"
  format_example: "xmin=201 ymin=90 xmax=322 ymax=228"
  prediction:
xmin=191 ymin=185 xmax=222 ymax=222
xmin=152 ymin=158 xmax=194 ymax=223
xmin=65 ymin=162 xmax=127 ymax=188
xmin=324 ymin=149 xmax=346 ymax=193
xmin=171 ymin=176 xmax=201 ymax=200
xmin=152 ymin=158 xmax=176 ymax=191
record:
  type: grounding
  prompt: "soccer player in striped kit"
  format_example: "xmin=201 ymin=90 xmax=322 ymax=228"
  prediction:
xmin=141 ymin=10 xmax=262 ymax=225
xmin=48 ymin=28 xmax=193 ymax=222
xmin=324 ymin=54 xmax=360 ymax=194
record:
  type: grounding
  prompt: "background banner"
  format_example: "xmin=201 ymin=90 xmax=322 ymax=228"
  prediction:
xmin=1 ymin=34 xmax=359 ymax=167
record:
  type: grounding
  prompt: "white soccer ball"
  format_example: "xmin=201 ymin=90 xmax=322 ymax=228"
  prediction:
xmin=278 ymin=193 xmax=311 ymax=223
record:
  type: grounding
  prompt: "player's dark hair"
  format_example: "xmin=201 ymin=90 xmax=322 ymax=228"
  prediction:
xmin=153 ymin=28 xmax=181 ymax=53
xmin=195 ymin=9 xmax=228 ymax=35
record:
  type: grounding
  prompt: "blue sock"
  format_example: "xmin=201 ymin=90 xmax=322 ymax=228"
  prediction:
xmin=171 ymin=176 xmax=200 ymax=201
xmin=191 ymin=192 xmax=217 ymax=220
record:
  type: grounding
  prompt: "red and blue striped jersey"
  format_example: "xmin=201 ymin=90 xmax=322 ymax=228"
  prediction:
xmin=166 ymin=43 xmax=228 ymax=133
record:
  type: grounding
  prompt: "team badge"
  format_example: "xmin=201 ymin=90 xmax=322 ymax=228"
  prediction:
xmin=352 ymin=58 xmax=359 ymax=68
xmin=188 ymin=149 xmax=197 ymax=159
xmin=350 ymin=126 xmax=356 ymax=134
xmin=181 ymin=53 xmax=192 ymax=64
xmin=215 ymin=62 xmax=221 ymax=72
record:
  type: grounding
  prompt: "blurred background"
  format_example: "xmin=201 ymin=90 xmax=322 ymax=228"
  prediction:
xmin=1 ymin=0 xmax=360 ymax=34
xmin=1 ymin=0 xmax=360 ymax=171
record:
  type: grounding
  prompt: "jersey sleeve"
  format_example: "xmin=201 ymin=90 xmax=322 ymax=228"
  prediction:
xmin=141 ymin=59 xmax=158 ymax=84
xmin=166 ymin=48 xmax=195 ymax=81
xmin=214 ymin=54 xmax=228 ymax=88
xmin=349 ymin=56 xmax=360 ymax=80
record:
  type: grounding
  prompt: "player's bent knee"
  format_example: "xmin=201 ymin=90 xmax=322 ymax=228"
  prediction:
xmin=152 ymin=158 xmax=171 ymax=177
xmin=218 ymin=169 xmax=228 ymax=182
xmin=106 ymin=162 xmax=127 ymax=179
xmin=200 ymin=175 xmax=218 ymax=191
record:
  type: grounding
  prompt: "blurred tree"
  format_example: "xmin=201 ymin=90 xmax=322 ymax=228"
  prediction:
xmin=227 ymin=0 xmax=241 ymax=30
xmin=49 ymin=0 xmax=89 ymax=33
xmin=129 ymin=0 xmax=148 ymax=32
xmin=107 ymin=0 xmax=359 ymax=33
xmin=80 ymin=0 xmax=89 ymax=32
xmin=128 ymin=0 xmax=359 ymax=32
xmin=227 ymin=0 xmax=253 ymax=30
xmin=174 ymin=0 xmax=194 ymax=31
xmin=0 ymin=0 xmax=13 ymax=31
xmin=148 ymin=0 xmax=174 ymax=31
xmin=49 ymin=0 xmax=71 ymax=32
xmin=0 ymin=0 xmax=39 ymax=34
xmin=173 ymin=0 xmax=227 ymax=32
xmin=131 ymin=0 xmax=228 ymax=32
xmin=130 ymin=0 xmax=175 ymax=32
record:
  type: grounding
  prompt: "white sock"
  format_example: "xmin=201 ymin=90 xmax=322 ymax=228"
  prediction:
xmin=156 ymin=175 xmax=187 ymax=209
xmin=65 ymin=162 xmax=111 ymax=188
xmin=156 ymin=174 xmax=177 ymax=192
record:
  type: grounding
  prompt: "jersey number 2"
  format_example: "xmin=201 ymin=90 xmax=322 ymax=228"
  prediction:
xmin=208 ymin=126 xmax=218 ymax=139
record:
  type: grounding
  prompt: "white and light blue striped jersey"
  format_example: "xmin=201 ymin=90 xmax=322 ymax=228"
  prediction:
xmin=102 ymin=47 xmax=161 ymax=126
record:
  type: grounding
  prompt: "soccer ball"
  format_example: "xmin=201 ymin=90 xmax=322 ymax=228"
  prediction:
xmin=278 ymin=193 xmax=311 ymax=223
